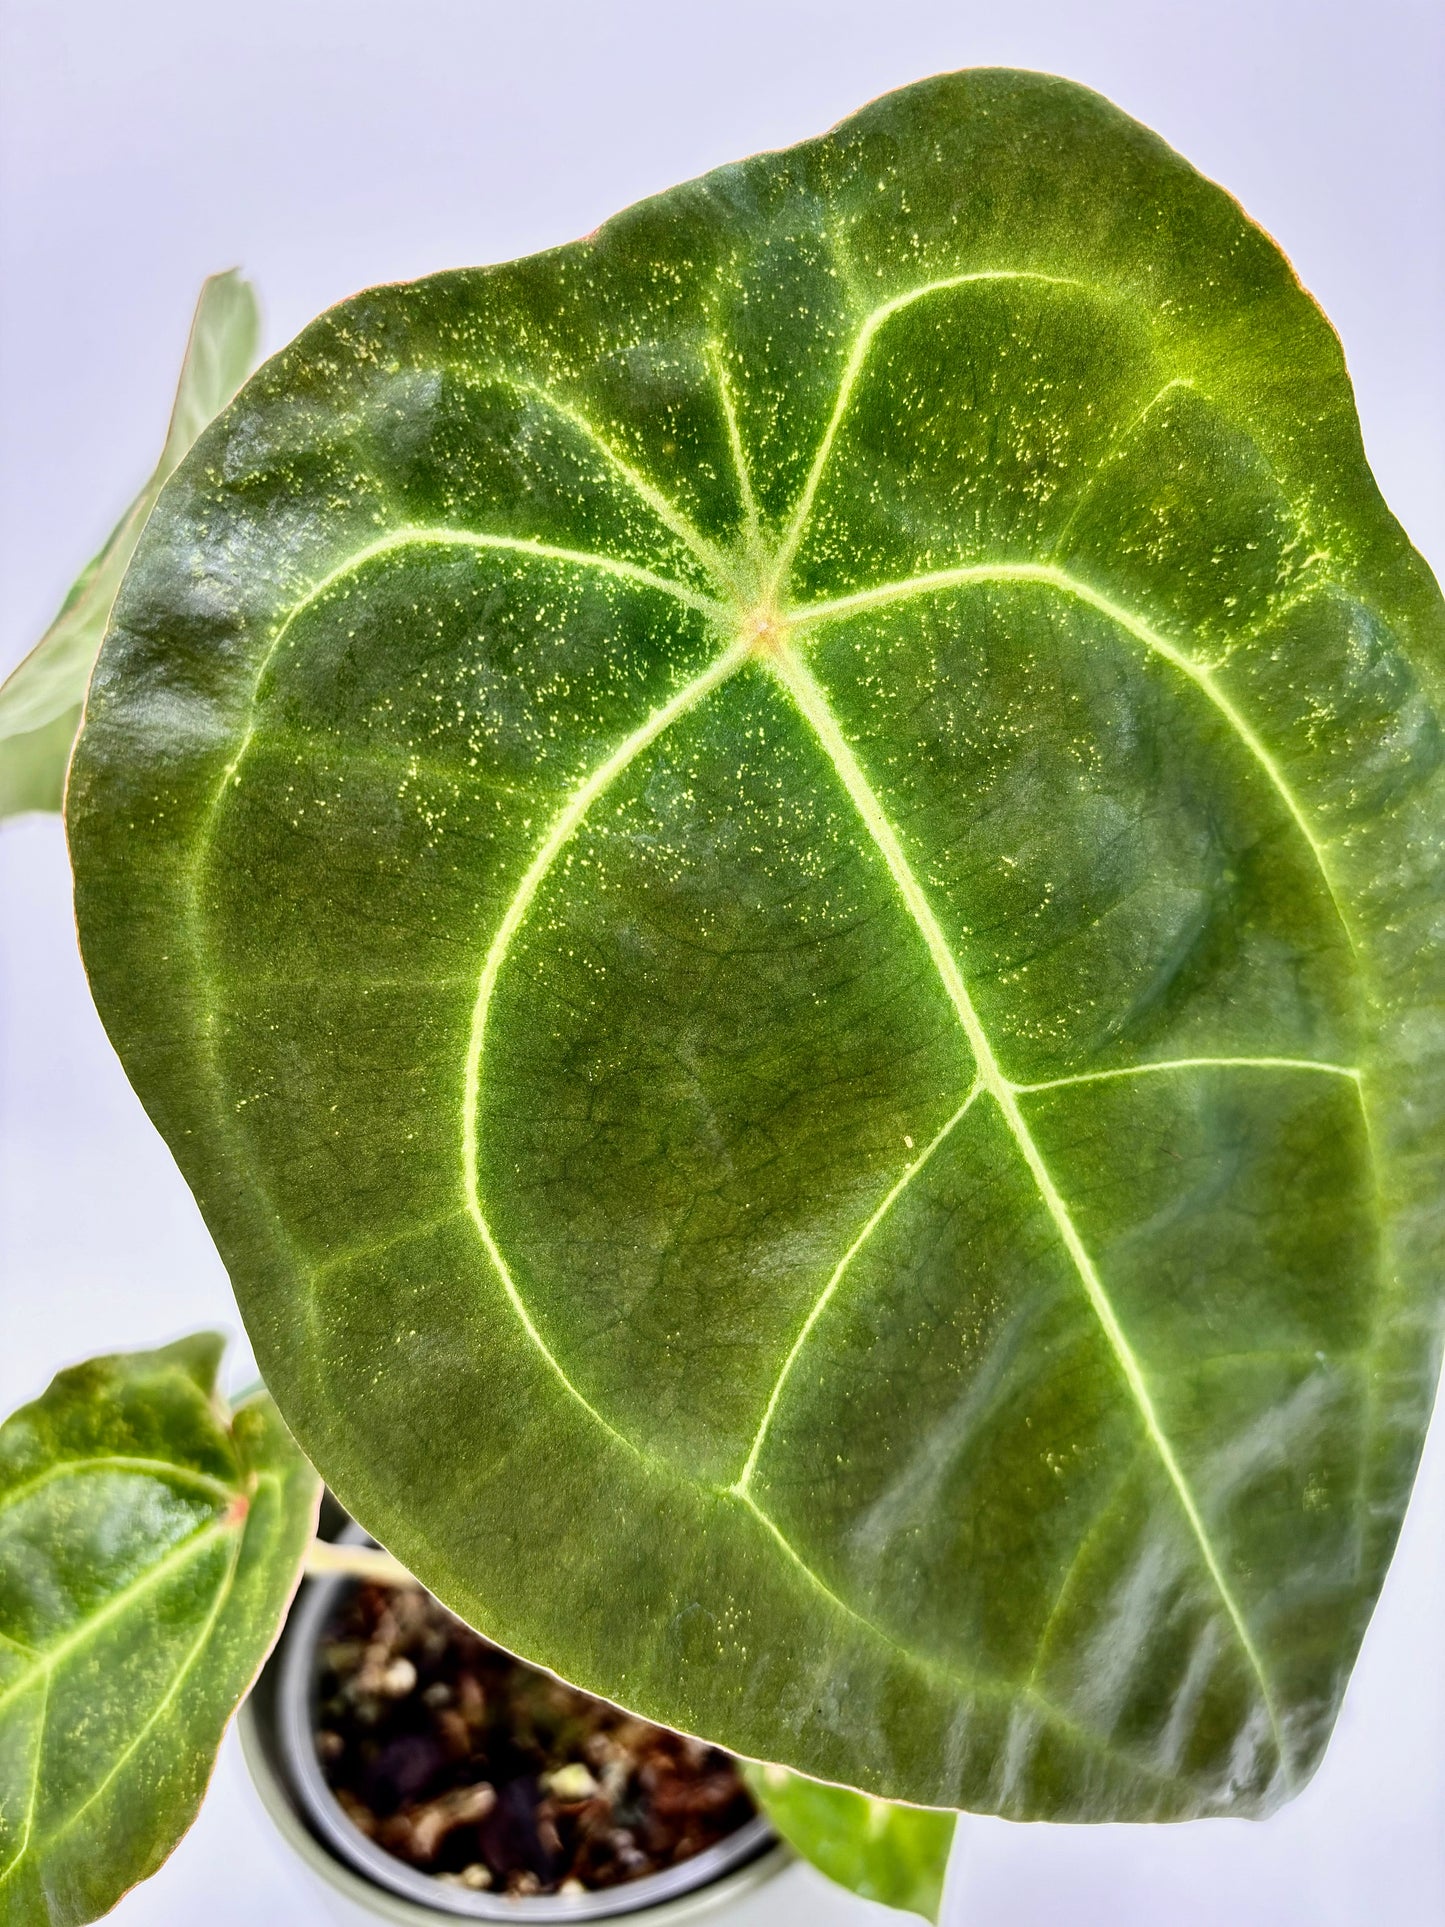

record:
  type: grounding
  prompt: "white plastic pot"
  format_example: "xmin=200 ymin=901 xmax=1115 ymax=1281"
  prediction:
xmin=240 ymin=1531 xmax=789 ymax=1924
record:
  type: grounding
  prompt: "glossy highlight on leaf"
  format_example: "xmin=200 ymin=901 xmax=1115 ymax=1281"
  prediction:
xmin=743 ymin=1764 xmax=954 ymax=1921
xmin=0 ymin=271 xmax=259 ymax=821
xmin=69 ymin=71 xmax=1445 ymax=1820
xmin=0 ymin=1338 xmax=318 ymax=1927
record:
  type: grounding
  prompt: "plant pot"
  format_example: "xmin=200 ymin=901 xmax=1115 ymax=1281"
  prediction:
xmin=240 ymin=1524 xmax=789 ymax=1923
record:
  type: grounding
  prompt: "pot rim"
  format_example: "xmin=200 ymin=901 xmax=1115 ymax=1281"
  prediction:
xmin=264 ymin=1526 xmax=782 ymax=1921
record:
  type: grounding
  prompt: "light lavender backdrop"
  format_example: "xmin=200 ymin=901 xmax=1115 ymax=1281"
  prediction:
xmin=1 ymin=3 xmax=1441 ymax=1923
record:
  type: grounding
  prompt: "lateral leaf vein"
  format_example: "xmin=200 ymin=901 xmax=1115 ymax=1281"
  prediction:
xmin=766 ymin=638 xmax=1289 ymax=1775
xmin=789 ymin=561 xmax=1354 ymax=954
xmin=460 ymin=637 xmax=756 ymax=1452
xmin=733 ymin=1081 xmax=983 ymax=1492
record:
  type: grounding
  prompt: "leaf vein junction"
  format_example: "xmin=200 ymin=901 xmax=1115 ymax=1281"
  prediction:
xmin=770 ymin=270 xmax=1093 ymax=587
xmin=733 ymin=1081 xmax=984 ymax=1493
xmin=764 ymin=637 xmax=1290 ymax=1775
xmin=789 ymin=562 xmax=1354 ymax=956
xmin=0 ymin=1516 xmax=233 ymax=1720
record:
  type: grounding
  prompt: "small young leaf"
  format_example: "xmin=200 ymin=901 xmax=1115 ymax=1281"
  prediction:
xmin=0 ymin=271 xmax=260 ymax=820
xmin=744 ymin=1765 xmax=955 ymax=1921
xmin=0 ymin=1337 xmax=318 ymax=1927
xmin=69 ymin=71 xmax=1445 ymax=1820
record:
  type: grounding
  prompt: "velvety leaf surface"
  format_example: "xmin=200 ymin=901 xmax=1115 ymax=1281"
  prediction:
xmin=0 ymin=271 xmax=259 ymax=821
xmin=68 ymin=71 xmax=1445 ymax=1819
xmin=0 ymin=1338 xmax=318 ymax=1927
xmin=744 ymin=1764 xmax=954 ymax=1921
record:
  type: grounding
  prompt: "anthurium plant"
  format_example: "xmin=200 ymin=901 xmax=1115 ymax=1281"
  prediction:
xmin=3 ymin=66 xmax=1443 ymax=1927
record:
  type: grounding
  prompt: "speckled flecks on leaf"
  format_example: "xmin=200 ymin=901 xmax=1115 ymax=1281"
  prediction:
xmin=69 ymin=70 xmax=1445 ymax=1821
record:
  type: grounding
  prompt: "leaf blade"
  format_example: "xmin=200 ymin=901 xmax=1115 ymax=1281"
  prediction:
xmin=0 ymin=1339 xmax=318 ymax=1927
xmin=743 ymin=1765 xmax=955 ymax=1922
xmin=67 ymin=70 xmax=1445 ymax=1820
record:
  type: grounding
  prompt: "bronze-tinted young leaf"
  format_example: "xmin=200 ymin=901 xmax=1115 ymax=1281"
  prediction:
xmin=0 ymin=1338 xmax=318 ymax=1927
xmin=0 ymin=271 xmax=259 ymax=821
xmin=68 ymin=71 xmax=1445 ymax=1819
xmin=744 ymin=1764 xmax=954 ymax=1921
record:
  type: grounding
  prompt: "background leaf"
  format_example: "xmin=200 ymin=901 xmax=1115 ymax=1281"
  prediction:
xmin=743 ymin=1764 xmax=954 ymax=1921
xmin=0 ymin=711 xmax=79 ymax=819
xmin=0 ymin=1337 xmax=318 ymax=1927
xmin=68 ymin=71 xmax=1445 ymax=1820
xmin=0 ymin=271 xmax=259 ymax=820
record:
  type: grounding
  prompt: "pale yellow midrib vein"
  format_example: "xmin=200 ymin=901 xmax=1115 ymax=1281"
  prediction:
xmin=496 ymin=373 xmax=736 ymax=586
xmin=731 ymin=1052 xmax=1357 ymax=1490
xmin=0 ymin=1455 xmax=240 ymax=1522
xmin=993 ymin=1084 xmax=1286 ymax=1765
xmin=732 ymin=1080 xmax=983 ymax=1494
xmin=190 ymin=526 xmax=725 ymax=920
xmin=789 ymin=560 xmax=1354 ymax=958
xmin=769 ymin=269 xmax=1091 ymax=588
xmin=706 ymin=342 xmax=759 ymax=540
xmin=767 ymin=638 xmax=1289 ymax=1772
xmin=0 ymin=1516 xmax=233 ymax=1720
xmin=278 ymin=528 xmax=723 ymax=637
xmin=460 ymin=635 xmax=756 ymax=1450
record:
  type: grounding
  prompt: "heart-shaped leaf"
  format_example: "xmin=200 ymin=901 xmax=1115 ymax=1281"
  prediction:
xmin=0 ymin=1338 xmax=319 ymax=1927
xmin=68 ymin=70 xmax=1445 ymax=1820
xmin=0 ymin=271 xmax=259 ymax=821
xmin=744 ymin=1765 xmax=954 ymax=1921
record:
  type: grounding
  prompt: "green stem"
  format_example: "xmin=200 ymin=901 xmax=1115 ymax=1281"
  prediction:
xmin=304 ymin=1537 xmax=417 ymax=1586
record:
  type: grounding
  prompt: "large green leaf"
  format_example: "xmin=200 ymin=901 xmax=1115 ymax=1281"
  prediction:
xmin=743 ymin=1765 xmax=954 ymax=1921
xmin=0 ymin=1339 xmax=319 ymax=1927
xmin=68 ymin=70 xmax=1445 ymax=1821
xmin=0 ymin=271 xmax=259 ymax=821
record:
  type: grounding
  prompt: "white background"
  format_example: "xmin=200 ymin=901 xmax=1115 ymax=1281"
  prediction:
xmin=1 ymin=3 xmax=1442 ymax=1922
